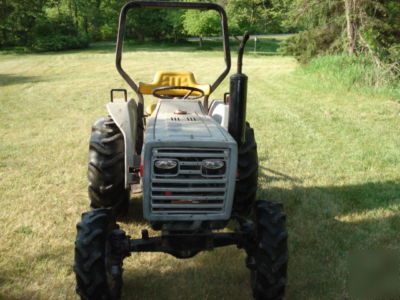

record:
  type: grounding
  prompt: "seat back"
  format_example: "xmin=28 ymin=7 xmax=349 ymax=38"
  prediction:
xmin=138 ymin=71 xmax=210 ymax=97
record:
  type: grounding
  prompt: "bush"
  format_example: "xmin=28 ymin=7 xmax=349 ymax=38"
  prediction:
xmin=31 ymin=14 xmax=89 ymax=52
xmin=32 ymin=34 xmax=89 ymax=52
xmin=99 ymin=24 xmax=116 ymax=41
xmin=280 ymin=25 xmax=343 ymax=63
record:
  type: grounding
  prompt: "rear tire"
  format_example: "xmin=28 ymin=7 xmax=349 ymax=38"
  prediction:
xmin=74 ymin=209 xmax=123 ymax=300
xmin=88 ymin=117 xmax=129 ymax=216
xmin=247 ymin=201 xmax=288 ymax=300
xmin=233 ymin=122 xmax=258 ymax=216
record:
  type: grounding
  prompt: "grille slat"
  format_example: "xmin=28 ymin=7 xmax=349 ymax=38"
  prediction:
xmin=152 ymin=209 xmax=223 ymax=213
xmin=179 ymin=161 xmax=202 ymax=166
xmin=152 ymin=204 xmax=224 ymax=208
xmin=178 ymin=169 xmax=202 ymax=175
xmin=152 ymin=178 xmax=227 ymax=184
xmin=152 ymin=195 xmax=225 ymax=201
xmin=152 ymin=187 xmax=226 ymax=192
xmin=150 ymin=147 xmax=229 ymax=216
xmin=155 ymin=152 xmax=226 ymax=158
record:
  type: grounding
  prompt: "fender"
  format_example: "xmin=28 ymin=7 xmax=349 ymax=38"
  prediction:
xmin=107 ymin=99 xmax=137 ymax=188
xmin=209 ymin=99 xmax=229 ymax=130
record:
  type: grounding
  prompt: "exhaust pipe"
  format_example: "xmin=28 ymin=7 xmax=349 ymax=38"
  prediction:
xmin=228 ymin=32 xmax=250 ymax=146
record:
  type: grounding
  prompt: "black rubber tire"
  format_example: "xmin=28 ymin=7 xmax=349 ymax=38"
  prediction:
xmin=233 ymin=122 xmax=258 ymax=215
xmin=248 ymin=201 xmax=288 ymax=300
xmin=74 ymin=209 xmax=123 ymax=300
xmin=88 ymin=117 xmax=129 ymax=215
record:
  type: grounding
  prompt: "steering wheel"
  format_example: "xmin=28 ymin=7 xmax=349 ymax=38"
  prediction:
xmin=152 ymin=86 xmax=205 ymax=100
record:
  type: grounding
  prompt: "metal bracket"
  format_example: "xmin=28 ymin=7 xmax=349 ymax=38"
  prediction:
xmin=110 ymin=88 xmax=128 ymax=102
xmin=223 ymin=92 xmax=230 ymax=104
xmin=112 ymin=220 xmax=256 ymax=260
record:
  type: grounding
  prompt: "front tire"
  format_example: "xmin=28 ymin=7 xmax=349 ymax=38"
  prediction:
xmin=233 ymin=122 xmax=258 ymax=216
xmin=247 ymin=201 xmax=288 ymax=300
xmin=74 ymin=209 xmax=123 ymax=300
xmin=88 ymin=117 xmax=129 ymax=216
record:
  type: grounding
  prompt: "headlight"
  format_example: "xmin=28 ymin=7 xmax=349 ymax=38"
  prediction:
xmin=202 ymin=159 xmax=224 ymax=169
xmin=202 ymin=159 xmax=225 ymax=176
xmin=155 ymin=159 xmax=177 ymax=169
xmin=154 ymin=159 xmax=178 ymax=175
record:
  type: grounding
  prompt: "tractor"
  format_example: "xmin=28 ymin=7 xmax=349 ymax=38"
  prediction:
xmin=73 ymin=1 xmax=288 ymax=299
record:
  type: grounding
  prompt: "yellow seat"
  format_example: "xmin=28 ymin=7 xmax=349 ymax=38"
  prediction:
xmin=138 ymin=71 xmax=210 ymax=97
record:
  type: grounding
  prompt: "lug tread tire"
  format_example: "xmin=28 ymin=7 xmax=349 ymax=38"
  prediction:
xmin=233 ymin=122 xmax=258 ymax=215
xmin=74 ymin=209 xmax=122 ymax=300
xmin=88 ymin=117 xmax=129 ymax=215
xmin=251 ymin=201 xmax=288 ymax=300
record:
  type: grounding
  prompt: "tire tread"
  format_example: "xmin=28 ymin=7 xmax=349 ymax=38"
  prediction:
xmin=87 ymin=117 xmax=129 ymax=216
xmin=233 ymin=122 xmax=259 ymax=215
xmin=74 ymin=209 xmax=122 ymax=300
xmin=250 ymin=201 xmax=288 ymax=300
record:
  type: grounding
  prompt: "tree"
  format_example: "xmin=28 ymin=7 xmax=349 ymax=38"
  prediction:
xmin=226 ymin=0 xmax=266 ymax=34
xmin=183 ymin=10 xmax=220 ymax=47
xmin=0 ymin=0 xmax=47 ymax=46
xmin=344 ymin=0 xmax=356 ymax=55
xmin=226 ymin=0 xmax=294 ymax=35
xmin=281 ymin=0 xmax=400 ymax=84
xmin=165 ymin=10 xmax=185 ymax=43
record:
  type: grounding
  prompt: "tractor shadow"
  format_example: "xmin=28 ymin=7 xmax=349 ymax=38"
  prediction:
xmin=259 ymin=166 xmax=303 ymax=184
xmin=122 ymin=245 xmax=252 ymax=300
xmin=118 ymin=194 xmax=146 ymax=225
xmin=0 ymin=74 xmax=45 ymax=87
xmin=120 ymin=174 xmax=400 ymax=299
xmin=257 ymin=177 xmax=400 ymax=299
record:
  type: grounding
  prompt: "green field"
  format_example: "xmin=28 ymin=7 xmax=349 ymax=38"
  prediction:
xmin=1 ymin=39 xmax=399 ymax=299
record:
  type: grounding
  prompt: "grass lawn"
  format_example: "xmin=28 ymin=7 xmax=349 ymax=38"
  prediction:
xmin=0 ymin=38 xmax=399 ymax=299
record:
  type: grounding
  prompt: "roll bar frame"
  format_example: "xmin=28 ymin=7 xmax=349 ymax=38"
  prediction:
xmin=115 ymin=1 xmax=231 ymax=102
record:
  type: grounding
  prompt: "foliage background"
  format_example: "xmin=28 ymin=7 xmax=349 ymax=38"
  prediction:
xmin=0 ymin=0 xmax=294 ymax=51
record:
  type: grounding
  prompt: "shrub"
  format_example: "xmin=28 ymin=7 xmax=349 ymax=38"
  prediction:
xmin=31 ymin=14 xmax=89 ymax=52
xmin=280 ymin=25 xmax=343 ymax=63
xmin=32 ymin=34 xmax=89 ymax=52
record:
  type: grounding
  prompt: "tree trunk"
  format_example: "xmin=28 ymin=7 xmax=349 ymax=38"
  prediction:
xmin=84 ymin=16 xmax=89 ymax=35
xmin=57 ymin=2 xmax=61 ymax=17
xmin=199 ymin=35 xmax=203 ymax=47
xmin=73 ymin=0 xmax=79 ymax=30
xmin=344 ymin=0 xmax=356 ymax=55
xmin=1 ymin=29 xmax=7 ymax=46
xmin=137 ymin=31 xmax=144 ymax=41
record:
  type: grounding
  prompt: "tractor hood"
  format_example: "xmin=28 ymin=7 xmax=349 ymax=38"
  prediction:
xmin=145 ymin=99 xmax=232 ymax=143
xmin=142 ymin=99 xmax=238 ymax=222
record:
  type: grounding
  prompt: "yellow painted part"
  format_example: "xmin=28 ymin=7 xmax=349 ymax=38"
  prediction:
xmin=145 ymin=103 xmax=157 ymax=115
xmin=138 ymin=71 xmax=211 ymax=96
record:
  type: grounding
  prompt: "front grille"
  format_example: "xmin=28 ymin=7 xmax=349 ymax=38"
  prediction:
xmin=150 ymin=148 xmax=229 ymax=215
xmin=169 ymin=116 xmax=197 ymax=122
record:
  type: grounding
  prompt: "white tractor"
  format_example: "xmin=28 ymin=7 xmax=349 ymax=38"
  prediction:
xmin=73 ymin=2 xmax=288 ymax=299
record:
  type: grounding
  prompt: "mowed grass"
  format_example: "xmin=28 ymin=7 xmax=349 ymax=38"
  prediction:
xmin=1 ymin=38 xmax=400 ymax=299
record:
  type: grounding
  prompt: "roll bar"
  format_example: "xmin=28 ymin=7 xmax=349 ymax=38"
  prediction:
xmin=115 ymin=1 xmax=231 ymax=97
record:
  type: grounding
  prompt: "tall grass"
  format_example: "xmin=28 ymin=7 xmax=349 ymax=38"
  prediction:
xmin=298 ymin=54 xmax=400 ymax=100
